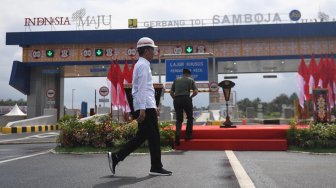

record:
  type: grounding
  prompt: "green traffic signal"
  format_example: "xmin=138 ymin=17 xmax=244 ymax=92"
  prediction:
xmin=185 ymin=46 xmax=193 ymax=53
xmin=46 ymin=49 xmax=54 ymax=57
xmin=95 ymin=48 xmax=103 ymax=56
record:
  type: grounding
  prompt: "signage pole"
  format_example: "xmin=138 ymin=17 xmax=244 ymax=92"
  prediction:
xmin=98 ymin=86 xmax=109 ymax=115
xmin=158 ymin=56 xmax=161 ymax=83
xmin=213 ymin=56 xmax=216 ymax=82
xmin=72 ymin=89 xmax=75 ymax=109
xmin=95 ymin=89 xmax=97 ymax=114
xmin=46 ymin=89 xmax=56 ymax=109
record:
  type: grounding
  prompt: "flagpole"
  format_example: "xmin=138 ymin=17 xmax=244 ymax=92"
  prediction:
xmin=111 ymin=98 xmax=113 ymax=119
xmin=94 ymin=89 xmax=97 ymax=114
xmin=117 ymin=104 xmax=119 ymax=122
xmin=108 ymin=59 xmax=115 ymax=120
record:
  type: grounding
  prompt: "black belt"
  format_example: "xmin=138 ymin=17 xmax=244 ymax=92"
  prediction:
xmin=174 ymin=95 xmax=189 ymax=98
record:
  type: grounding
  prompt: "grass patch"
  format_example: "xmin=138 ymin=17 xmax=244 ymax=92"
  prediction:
xmin=288 ymin=146 xmax=336 ymax=153
xmin=54 ymin=145 xmax=173 ymax=154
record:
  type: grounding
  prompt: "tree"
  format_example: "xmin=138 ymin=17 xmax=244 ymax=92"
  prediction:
xmin=252 ymin=98 xmax=262 ymax=108
xmin=237 ymin=98 xmax=252 ymax=113
xmin=270 ymin=94 xmax=289 ymax=112
xmin=0 ymin=99 xmax=27 ymax=106
xmin=236 ymin=93 xmax=298 ymax=118
xmin=289 ymin=93 xmax=298 ymax=104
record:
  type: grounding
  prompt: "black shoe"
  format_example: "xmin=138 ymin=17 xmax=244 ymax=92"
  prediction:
xmin=107 ymin=152 xmax=118 ymax=175
xmin=149 ymin=168 xmax=172 ymax=176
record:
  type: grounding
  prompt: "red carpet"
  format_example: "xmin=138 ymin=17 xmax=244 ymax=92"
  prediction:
xmin=173 ymin=125 xmax=293 ymax=151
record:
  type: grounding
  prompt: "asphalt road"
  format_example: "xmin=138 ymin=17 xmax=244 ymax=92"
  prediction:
xmin=0 ymin=143 xmax=55 ymax=162
xmin=0 ymin=132 xmax=58 ymax=163
xmin=0 ymin=131 xmax=59 ymax=144
xmin=0 ymin=150 xmax=239 ymax=188
xmin=0 ymin=132 xmax=239 ymax=187
xmin=235 ymin=151 xmax=336 ymax=188
xmin=1 ymin=132 xmax=336 ymax=188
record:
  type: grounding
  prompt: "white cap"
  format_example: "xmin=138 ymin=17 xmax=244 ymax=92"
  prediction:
xmin=137 ymin=37 xmax=158 ymax=48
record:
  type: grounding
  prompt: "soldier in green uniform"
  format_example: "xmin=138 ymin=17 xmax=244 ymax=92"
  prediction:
xmin=170 ymin=69 xmax=198 ymax=146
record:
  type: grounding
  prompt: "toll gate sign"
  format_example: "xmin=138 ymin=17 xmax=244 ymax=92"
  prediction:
xmin=165 ymin=58 xmax=208 ymax=82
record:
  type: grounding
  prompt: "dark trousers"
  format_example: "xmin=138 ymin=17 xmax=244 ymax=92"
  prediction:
xmin=173 ymin=96 xmax=193 ymax=137
xmin=116 ymin=108 xmax=163 ymax=171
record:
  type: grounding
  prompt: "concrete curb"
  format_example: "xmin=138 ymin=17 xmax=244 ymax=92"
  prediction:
xmin=287 ymin=150 xmax=336 ymax=155
xmin=50 ymin=149 xmax=181 ymax=155
xmin=0 ymin=125 xmax=59 ymax=134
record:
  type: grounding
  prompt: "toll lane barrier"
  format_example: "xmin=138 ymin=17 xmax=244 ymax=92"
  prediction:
xmin=164 ymin=89 xmax=210 ymax=93
xmin=1 ymin=125 xmax=59 ymax=134
xmin=206 ymin=121 xmax=222 ymax=125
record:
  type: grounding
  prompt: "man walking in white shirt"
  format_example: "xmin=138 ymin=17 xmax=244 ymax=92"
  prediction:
xmin=108 ymin=37 xmax=172 ymax=176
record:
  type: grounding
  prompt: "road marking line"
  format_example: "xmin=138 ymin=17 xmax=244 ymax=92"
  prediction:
xmin=0 ymin=132 xmax=59 ymax=143
xmin=0 ymin=137 xmax=28 ymax=143
xmin=0 ymin=150 xmax=51 ymax=164
xmin=28 ymin=132 xmax=59 ymax=139
xmin=225 ymin=150 xmax=256 ymax=188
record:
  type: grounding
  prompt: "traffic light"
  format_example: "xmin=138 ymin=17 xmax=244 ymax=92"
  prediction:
xmin=95 ymin=48 xmax=103 ymax=56
xmin=46 ymin=49 xmax=54 ymax=57
xmin=185 ymin=46 xmax=193 ymax=53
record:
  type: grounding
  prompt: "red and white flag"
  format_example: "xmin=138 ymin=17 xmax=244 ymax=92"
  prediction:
xmin=332 ymin=55 xmax=336 ymax=105
xmin=123 ymin=60 xmax=132 ymax=84
xmin=308 ymin=53 xmax=319 ymax=89
xmin=297 ymin=57 xmax=310 ymax=108
xmin=107 ymin=61 xmax=118 ymax=110
xmin=332 ymin=54 xmax=336 ymax=84
xmin=318 ymin=55 xmax=328 ymax=88
xmin=115 ymin=61 xmax=130 ymax=112
xmin=326 ymin=55 xmax=335 ymax=108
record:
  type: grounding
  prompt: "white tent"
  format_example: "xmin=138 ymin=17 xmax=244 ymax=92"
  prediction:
xmin=4 ymin=104 xmax=26 ymax=116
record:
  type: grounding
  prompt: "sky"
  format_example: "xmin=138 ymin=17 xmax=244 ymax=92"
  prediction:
xmin=1 ymin=0 xmax=336 ymax=109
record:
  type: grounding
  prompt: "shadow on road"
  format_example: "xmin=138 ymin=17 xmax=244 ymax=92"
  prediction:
xmin=94 ymin=175 xmax=154 ymax=188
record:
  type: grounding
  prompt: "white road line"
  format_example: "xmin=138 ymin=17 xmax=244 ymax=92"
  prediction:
xmin=0 ymin=150 xmax=51 ymax=164
xmin=0 ymin=137 xmax=28 ymax=143
xmin=28 ymin=132 xmax=59 ymax=139
xmin=0 ymin=132 xmax=59 ymax=143
xmin=225 ymin=150 xmax=256 ymax=188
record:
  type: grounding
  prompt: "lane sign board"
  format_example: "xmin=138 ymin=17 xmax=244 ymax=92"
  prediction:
xmin=165 ymin=58 xmax=208 ymax=82
xmin=46 ymin=101 xmax=56 ymax=105
xmin=99 ymin=98 xmax=110 ymax=102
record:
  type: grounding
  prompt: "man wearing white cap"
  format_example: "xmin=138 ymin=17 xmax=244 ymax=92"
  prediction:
xmin=108 ymin=37 xmax=172 ymax=176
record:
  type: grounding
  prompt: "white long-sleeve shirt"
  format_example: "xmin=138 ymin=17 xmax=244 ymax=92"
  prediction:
xmin=132 ymin=57 xmax=156 ymax=110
